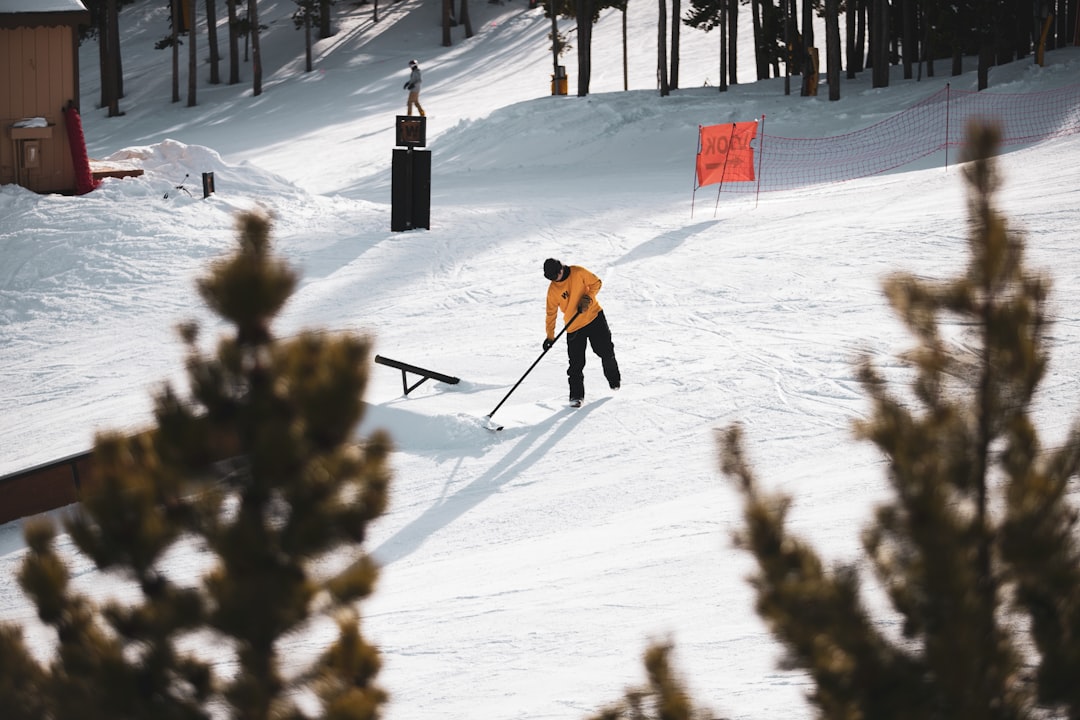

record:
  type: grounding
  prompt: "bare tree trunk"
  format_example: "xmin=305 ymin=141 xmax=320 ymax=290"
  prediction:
xmin=977 ymin=0 xmax=999 ymax=89
xmin=845 ymin=0 xmax=856 ymax=78
xmin=977 ymin=44 xmax=992 ymax=90
xmin=726 ymin=0 xmax=737 ymax=84
xmin=783 ymin=0 xmax=790 ymax=94
xmin=227 ymin=0 xmax=240 ymax=83
xmin=855 ymin=0 xmax=866 ymax=71
xmin=461 ymin=0 xmax=473 ymax=37
xmin=871 ymin=0 xmax=889 ymax=87
xmin=108 ymin=0 xmax=124 ymax=102
xmin=206 ymin=0 xmax=220 ymax=84
xmin=658 ymin=0 xmax=669 ymax=94
xmin=719 ymin=0 xmax=728 ymax=90
xmin=550 ymin=0 xmax=559 ymax=90
xmin=172 ymin=0 xmax=181 ymax=102
xmin=442 ymin=0 xmax=452 ymax=46
xmin=826 ymin=0 xmax=840 ymax=100
xmin=923 ymin=0 xmax=934 ymax=77
xmin=751 ymin=0 xmax=767 ymax=80
xmin=901 ymin=0 xmax=913 ymax=79
xmin=996 ymin=0 xmax=1016 ymax=64
xmin=949 ymin=0 xmax=966 ymax=76
xmin=99 ymin=0 xmax=123 ymax=114
xmin=320 ymin=0 xmax=332 ymax=38
xmin=1012 ymin=0 xmax=1029 ymax=59
xmin=98 ymin=3 xmax=110 ymax=109
xmin=622 ymin=2 xmax=628 ymax=90
xmin=576 ymin=0 xmax=593 ymax=95
xmin=802 ymin=0 xmax=813 ymax=55
xmin=670 ymin=0 xmax=680 ymax=89
xmin=249 ymin=0 xmax=262 ymax=96
xmin=188 ymin=0 xmax=198 ymax=106
xmin=304 ymin=9 xmax=312 ymax=72
xmin=770 ymin=0 xmax=782 ymax=77
xmin=801 ymin=0 xmax=817 ymax=96
xmin=1055 ymin=0 xmax=1066 ymax=46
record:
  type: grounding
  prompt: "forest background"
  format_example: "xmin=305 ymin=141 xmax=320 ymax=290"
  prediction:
xmin=83 ymin=0 xmax=1080 ymax=110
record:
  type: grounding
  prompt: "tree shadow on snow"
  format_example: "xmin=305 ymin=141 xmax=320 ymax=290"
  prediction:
xmin=610 ymin=220 xmax=719 ymax=268
xmin=370 ymin=398 xmax=610 ymax=566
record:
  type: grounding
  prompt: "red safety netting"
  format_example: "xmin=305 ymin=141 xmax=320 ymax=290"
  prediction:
xmin=717 ymin=81 xmax=1080 ymax=194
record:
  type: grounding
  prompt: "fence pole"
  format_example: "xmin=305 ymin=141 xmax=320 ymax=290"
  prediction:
xmin=691 ymin=126 xmax=702 ymax=218
xmin=713 ymin=123 xmax=737 ymax=216
xmin=944 ymin=83 xmax=951 ymax=172
xmin=755 ymin=115 xmax=766 ymax=209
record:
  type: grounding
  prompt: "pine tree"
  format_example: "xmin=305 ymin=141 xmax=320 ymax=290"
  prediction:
xmin=715 ymin=122 xmax=1080 ymax=719
xmin=0 ymin=210 xmax=391 ymax=720
xmin=587 ymin=642 xmax=715 ymax=720
xmin=0 ymin=625 xmax=49 ymax=719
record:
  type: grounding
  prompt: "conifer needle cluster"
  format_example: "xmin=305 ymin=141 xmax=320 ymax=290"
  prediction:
xmin=0 ymin=210 xmax=391 ymax=720
xmin=716 ymin=123 xmax=1080 ymax=720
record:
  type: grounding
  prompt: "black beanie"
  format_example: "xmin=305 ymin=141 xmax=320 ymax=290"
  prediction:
xmin=543 ymin=258 xmax=562 ymax=281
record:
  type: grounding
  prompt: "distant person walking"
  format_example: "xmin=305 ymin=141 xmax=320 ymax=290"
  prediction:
xmin=542 ymin=258 xmax=621 ymax=407
xmin=404 ymin=59 xmax=425 ymax=117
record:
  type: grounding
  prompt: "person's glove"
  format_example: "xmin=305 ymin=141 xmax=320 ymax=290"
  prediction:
xmin=403 ymin=82 xmax=411 ymax=90
xmin=577 ymin=295 xmax=592 ymax=313
xmin=407 ymin=82 xmax=415 ymax=90
xmin=542 ymin=338 xmax=555 ymax=351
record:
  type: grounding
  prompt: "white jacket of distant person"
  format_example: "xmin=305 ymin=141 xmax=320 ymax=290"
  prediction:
xmin=404 ymin=59 xmax=425 ymax=117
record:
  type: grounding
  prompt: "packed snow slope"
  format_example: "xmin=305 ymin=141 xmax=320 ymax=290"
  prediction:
xmin=3 ymin=0 xmax=1080 ymax=718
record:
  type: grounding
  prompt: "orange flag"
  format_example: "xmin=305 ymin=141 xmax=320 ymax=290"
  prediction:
xmin=696 ymin=121 xmax=757 ymax=187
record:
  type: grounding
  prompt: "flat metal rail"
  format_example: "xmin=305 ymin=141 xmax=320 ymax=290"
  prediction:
xmin=374 ymin=355 xmax=460 ymax=396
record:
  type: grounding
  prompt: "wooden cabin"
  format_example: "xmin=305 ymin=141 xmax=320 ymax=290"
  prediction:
xmin=1 ymin=0 xmax=90 ymax=194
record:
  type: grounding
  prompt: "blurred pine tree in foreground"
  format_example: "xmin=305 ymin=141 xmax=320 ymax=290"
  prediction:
xmin=717 ymin=122 xmax=1080 ymax=720
xmin=0 ymin=210 xmax=391 ymax=720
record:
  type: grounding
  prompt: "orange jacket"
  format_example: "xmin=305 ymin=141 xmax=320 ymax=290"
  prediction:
xmin=546 ymin=265 xmax=603 ymax=339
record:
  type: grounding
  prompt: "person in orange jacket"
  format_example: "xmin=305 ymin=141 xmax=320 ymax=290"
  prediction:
xmin=543 ymin=258 xmax=621 ymax=407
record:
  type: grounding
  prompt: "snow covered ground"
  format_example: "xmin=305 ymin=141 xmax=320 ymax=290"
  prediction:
xmin=3 ymin=0 xmax=1080 ymax=717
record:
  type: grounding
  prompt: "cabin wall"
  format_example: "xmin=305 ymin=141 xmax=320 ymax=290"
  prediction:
xmin=1 ymin=24 xmax=79 ymax=193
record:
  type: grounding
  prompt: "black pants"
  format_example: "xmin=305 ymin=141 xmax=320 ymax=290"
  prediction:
xmin=566 ymin=310 xmax=620 ymax=400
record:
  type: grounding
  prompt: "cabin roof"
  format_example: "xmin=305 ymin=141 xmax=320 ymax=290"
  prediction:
xmin=0 ymin=0 xmax=88 ymax=29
